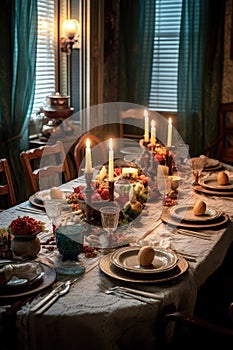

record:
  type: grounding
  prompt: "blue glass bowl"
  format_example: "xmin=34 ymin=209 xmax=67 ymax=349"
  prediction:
xmin=56 ymin=225 xmax=83 ymax=261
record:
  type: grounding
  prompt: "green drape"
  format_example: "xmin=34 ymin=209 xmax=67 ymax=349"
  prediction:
xmin=118 ymin=0 xmax=155 ymax=105
xmin=0 ymin=0 xmax=37 ymax=202
xmin=177 ymin=0 xmax=225 ymax=157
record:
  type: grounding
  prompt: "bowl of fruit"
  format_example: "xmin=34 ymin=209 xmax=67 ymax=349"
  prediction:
xmin=72 ymin=185 xmax=119 ymax=222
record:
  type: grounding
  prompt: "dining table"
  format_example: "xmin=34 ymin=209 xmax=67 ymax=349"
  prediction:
xmin=0 ymin=157 xmax=233 ymax=350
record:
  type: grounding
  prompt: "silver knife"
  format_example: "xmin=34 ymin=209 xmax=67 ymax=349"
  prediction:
xmin=35 ymin=281 xmax=71 ymax=314
xmin=30 ymin=282 xmax=66 ymax=312
xmin=17 ymin=207 xmax=45 ymax=214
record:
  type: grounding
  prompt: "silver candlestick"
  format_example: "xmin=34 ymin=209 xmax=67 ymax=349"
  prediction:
xmin=84 ymin=171 xmax=94 ymax=223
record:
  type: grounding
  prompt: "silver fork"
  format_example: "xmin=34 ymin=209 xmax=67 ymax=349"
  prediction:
xmin=98 ymin=283 xmax=155 ymax=304
xmin=99 ymin=283 xmax=162 ymax=303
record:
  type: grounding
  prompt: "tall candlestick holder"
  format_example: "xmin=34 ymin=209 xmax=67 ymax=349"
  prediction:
xmin=148 ymin=152 xmax=158 ymax=181
xmin=138 ymin=139 xmax=151 ymax=172
xmin=108 ymin=181 xmax=114 ymax=202
xmin=166 ymin=146 xmax=175 ymax=175
xmin=84 ymin=171 xmax=94 ymax=223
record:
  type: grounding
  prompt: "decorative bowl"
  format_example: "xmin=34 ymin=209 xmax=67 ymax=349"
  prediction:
xmin=56 ymin=225 xmax=83 ymax=261
xmin=77 ymin=198 xmax=114 ymax=222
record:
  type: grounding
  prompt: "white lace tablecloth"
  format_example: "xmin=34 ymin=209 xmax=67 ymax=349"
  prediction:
xmin=0 ymin=167 xmax=233 ymax=350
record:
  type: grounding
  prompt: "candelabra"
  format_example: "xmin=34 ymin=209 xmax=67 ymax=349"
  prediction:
xmin=137 ymin=139 xmax=175 ymax=177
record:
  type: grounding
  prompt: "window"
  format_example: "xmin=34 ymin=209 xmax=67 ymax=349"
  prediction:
xmin=149 ymin=0 xmax=182 ymax=112
xmin=32 ymin=0 xmax=56 ymax=115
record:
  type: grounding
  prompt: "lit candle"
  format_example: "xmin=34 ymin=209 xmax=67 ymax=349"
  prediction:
xmin=109 ymin=138 xmax=114 ymax=181
xmin=167 ymin=117 xmax=172 ymax=147
xmin=150 ymin=120 xmax=156 ymax=145
xmin=144 ymin=109 xmax=149 ymax=142
xmin=85 ymin=138 xmax=92 ymax=173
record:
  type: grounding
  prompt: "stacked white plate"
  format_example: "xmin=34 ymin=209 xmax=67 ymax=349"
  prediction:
xmin=99 ymin=246 xmax=189 ymax=284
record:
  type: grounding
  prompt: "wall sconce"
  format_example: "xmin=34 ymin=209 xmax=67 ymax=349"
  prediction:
xmin=60 ymin=19 xmax=81 ymax=54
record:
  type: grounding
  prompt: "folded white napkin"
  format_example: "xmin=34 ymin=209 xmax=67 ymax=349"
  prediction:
xmin=0 ymin=262 xmax=40 ymax=286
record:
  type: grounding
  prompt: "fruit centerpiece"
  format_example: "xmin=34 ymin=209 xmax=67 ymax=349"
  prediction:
xmin=66 ymin=165 xmax=161 ymax=226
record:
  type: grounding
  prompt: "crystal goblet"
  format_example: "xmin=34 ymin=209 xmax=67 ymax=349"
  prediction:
xmin=44 ymin=199 xmax=63 ymax=236
xmin=190 ymin=157 xmax=205 ymax=185
xmin=100 ymin=206 xmax=120 ymax=248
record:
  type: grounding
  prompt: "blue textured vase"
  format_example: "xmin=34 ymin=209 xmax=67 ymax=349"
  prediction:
xmin=56 ymin=225 xmax=83 ymax=261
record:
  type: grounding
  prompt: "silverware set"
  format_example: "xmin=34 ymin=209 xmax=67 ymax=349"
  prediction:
xmin=31 ymin=280 xmax=72 ymax=314
xmin=29 ymin=260 xmax=99 ymax=314
xmin=16 ymin=206 xmax=45 ymax=215
xmin=173 ymin=228 xmax=213 ymax=240
xmin=98 ymin=283 xmax=162 ymax=304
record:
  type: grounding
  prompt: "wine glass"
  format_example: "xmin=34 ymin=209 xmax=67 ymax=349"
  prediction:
xmin=157 ymin=171 xmax=168 ymax=207
xmin=44 ymin=199 xmax=63 ymax=236
xmin=100 ymin=206 xmax=120 ymax=248
xmin=190 ymin=157 xmax=205 ymax=185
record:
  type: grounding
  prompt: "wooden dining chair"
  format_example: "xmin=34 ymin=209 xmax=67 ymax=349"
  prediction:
xmin=20 ymin=141 xmax=72 ymax=195
xmin=0 ymin=158 xmax=17 ymax=210
xmin=119 ymin=108 xmax=145 ymax=144
xmin=158 ymin=303 xmax=233 ymax=349
xmin=73 ymin=133 xmax=106 ymax=176
xmin=205 ymin=102 xmax=233 ymax=164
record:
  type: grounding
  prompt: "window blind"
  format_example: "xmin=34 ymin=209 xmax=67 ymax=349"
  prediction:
xmin=149 ymin=0 xmax=182 ymax=112
xmin=32 ymin=0 xmax=56 ymax=115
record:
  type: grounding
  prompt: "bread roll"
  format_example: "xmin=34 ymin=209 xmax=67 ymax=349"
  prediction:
xmin=193 ymin=200 xmax=206 ymax=216
xmin=217 ymin=171 xmax=229 ymax=185
xmin=50 ymin=187 xmax=63 ymax=199
xmin=138 ymin=246 xmax=155 ymax=266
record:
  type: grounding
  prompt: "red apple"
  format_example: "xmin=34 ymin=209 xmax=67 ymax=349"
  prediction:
xmin=92 ymin=192 xmax=102 ymax=201
xmin=100 ymin=188 xmax=109 ymax=200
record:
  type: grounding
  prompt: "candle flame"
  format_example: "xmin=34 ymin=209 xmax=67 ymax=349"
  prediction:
xmin=86 ymin=138 xmax=90 ymax=148
xmin=168 ymin=117 xmax=172 ymax=125
xmin=144 ymin=109 xmax=148 ymax=118
xmin=151 ymin=120 xmax=155 ymax=127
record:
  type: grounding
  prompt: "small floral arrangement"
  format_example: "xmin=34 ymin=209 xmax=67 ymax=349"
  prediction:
xmin=8 ymin=216 xmax=45 ymax=236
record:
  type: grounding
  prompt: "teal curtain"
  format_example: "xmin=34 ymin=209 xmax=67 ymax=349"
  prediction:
xmin=177 ymin=0 xmax=225 ymax=157
xmin=0 ymin=0 xmax=37 ymax=202
xmin=118 ymin=0 xmax=155 ymax=105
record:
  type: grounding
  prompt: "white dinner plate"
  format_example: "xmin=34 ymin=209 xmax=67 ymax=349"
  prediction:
xmin=168 ymin=205 xmax=222 ymax=222
xmin=0 ymin=261 xmax=44 ymax=290
xmin=199 ymin=177 xmax=233 ymax=191
xmin=110 ymin=246 xmax=178 ymax=274
xmin=99 ymin=254 xmax=189 ymax=284
xmin=203 ymin=158 xmax=219 ymax=168
xmin=0 ymin=262 xmax=56 ymax=299
xmin=35 ymin=189 xmax=72 ymax=202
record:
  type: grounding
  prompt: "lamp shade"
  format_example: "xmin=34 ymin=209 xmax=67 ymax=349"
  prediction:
xmin=62 ymin=19 xmax=80 ymax=39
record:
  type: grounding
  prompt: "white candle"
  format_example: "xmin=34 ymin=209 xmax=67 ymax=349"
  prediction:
xmin=167 ymin=117 xmax=172 ymax=147
xmin=144 ymin=109 xmax=149 ymax=142
xmin=85 ymin=138 xmax=92 ymax=173
xmin=109 ymin=138 xmax=114 ymax=181
xmin=150 ymin=120 xmax=156 ymax=145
